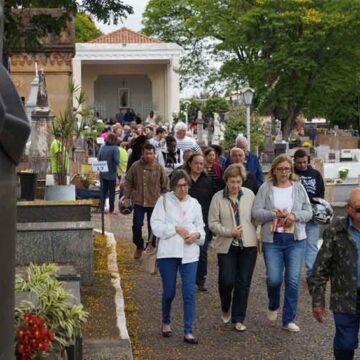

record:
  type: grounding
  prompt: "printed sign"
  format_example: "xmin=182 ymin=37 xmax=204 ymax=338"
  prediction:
xmin=92 ymin=161 xmax=108 ymax=173
xmin=96 ymin=137 xmax=105 ymax=145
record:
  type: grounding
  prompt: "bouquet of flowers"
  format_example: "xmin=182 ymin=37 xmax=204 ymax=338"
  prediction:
xmin=16 ymin=312 xmax=55 ymax=360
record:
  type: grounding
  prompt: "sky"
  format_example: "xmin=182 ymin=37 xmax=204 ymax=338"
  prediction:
xmin=96 ymin=0 xmax=150 ymax=33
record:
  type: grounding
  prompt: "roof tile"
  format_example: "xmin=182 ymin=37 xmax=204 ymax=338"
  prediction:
xmin=90 ymin=27 xmax=162 ymax=44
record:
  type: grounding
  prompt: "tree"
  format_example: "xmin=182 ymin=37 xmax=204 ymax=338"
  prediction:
xmin=201 ymin=96 xmax=229 ymax=120
xmin=75 ymin=13 xmax=103 ymax=43
xmin=143 ymin=0 xmax=360 ymax=136
xmin=224 ymin=106 xmax=264 ymax=152
xmin=4 ymin=0 xmax=133 ymax=55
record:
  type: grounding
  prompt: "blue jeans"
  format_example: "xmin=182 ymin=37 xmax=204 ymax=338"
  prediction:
xmin=196 ymin=226 xmax=211 ymax=287
xmin=100 ymin=179 xmax=116 ymax=212
xmin=263 ymin=233 xmax=305 ymax=326
xmin=157 ymin=258 xmax=198 ymax=335
xmin=333 ymin=295 xmax=360 ymax=360
xmin=305 ymin=220 xmax=320 ymax=276
xmin=132 ymin=204 xmax=153 ymax=249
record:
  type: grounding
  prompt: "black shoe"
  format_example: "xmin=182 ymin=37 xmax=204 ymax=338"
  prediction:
xmin=197 ymin=285 xmax=208 ymax=292
xmin=184 ymin=336 xmax=198 ymax=345
xmin=161 ymin=325 xmax=172 ymax=338
xmin=162 ymin=330 xmax=172 ymax=338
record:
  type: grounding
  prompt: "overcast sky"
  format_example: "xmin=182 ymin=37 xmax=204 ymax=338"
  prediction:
xmin=96 ymin=0 xmax=150 ymax=33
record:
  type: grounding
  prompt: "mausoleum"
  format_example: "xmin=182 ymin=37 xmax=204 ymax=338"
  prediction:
xmin=73 ymin=27 xmax=182 ymax=125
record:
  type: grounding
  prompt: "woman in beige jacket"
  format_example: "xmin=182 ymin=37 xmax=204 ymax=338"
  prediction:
xmin=208 ymin=164 xmax=257 ymax=332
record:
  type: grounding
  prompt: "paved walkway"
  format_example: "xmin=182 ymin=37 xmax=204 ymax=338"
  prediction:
xmin=92 ymin=212 xmax=350 ymax=360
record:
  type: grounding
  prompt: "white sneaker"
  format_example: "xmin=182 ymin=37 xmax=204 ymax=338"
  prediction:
xmin=234 ymin=322 xmax=247 ymax=332
xmin=221 ymin=311 xmax=231 ymax=324
xmin=282 ymin=322 xmax=300 ymax=332
xmin=267 ymin=310 xmax=278 ymax=322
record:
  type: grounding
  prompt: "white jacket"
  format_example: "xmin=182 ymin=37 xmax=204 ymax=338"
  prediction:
xmin=151 ymin=192 xmax=205 ymax=264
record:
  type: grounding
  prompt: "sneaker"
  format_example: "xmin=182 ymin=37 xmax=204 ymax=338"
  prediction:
xmin=234 ymin=322 xmax=247 ymax=332
xmin=282 ymin=322 xmax=300 ymax=332
xmin=267 ymin=309 xmax=278 ymax=322
xmin=133 ymin=248 xmax=143 ymax=259
xmin=221 ymin=311 xmax=231 ymax=324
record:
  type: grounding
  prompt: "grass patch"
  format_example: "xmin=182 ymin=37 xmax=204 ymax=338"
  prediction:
xmin=81 ymin=233 xmax=118 ymax=339
xmin=116 ymin=236 xmax=150 ymax=360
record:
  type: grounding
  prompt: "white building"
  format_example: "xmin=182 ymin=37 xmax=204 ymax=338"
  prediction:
xmin=73 ymin=27 xmax=182 ymax=126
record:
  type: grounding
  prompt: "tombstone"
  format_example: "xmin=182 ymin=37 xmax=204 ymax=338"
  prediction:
xmin=25 ymin=62 xmax=39 ymax=122
xmin=29 ymin=68 xmax=55 ymax=180
xmin=196 ymin=110 xmax=205 ymax=145
xmin=212 ymin=112 xmax=222 ymax=145
xmin=261 ymin=120 xmax=275 ymax=164
xmin=0 ymin=61 xmax=31 ymax=359
xmin=274 ymin=118 xmax=283 ymax=142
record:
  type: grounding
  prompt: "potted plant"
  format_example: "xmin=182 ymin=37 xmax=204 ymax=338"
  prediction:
xmin=15 ymin=263 xmax=88 ymax=359
xmin=338 ymin=167 xmax=350 ymax=179
xmin=45 ymin=82 xmax=86 ymax=200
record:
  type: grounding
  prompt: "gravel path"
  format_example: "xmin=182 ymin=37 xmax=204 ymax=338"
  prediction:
xmin=92 ymin=212 xmax=357 ymax=360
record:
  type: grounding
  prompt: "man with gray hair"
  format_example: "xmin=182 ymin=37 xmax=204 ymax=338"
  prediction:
xmin=174 ymin=121 xmax=201 ymax=153
xmin=226 ymin=134 xmax=264 ymax=185
xmin=308 ymin=187 xmax=360 ymax=360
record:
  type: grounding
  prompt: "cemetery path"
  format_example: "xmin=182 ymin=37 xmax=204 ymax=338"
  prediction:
xmin=92 ymin=212 xmax=344 ymax=360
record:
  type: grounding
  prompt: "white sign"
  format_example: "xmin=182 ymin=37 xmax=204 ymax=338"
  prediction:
xmin=97 ymin=137 xmax=105 ymax=145
xmin=92 ymin=161 xmax=108 ymax=173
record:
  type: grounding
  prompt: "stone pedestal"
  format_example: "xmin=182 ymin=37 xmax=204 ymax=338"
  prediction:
xmin=29 ymin=109 xmax=55 ymax=179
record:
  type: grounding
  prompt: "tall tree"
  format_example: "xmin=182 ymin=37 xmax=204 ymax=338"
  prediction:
xmin=4 ymin=0 xmax=132 ymax=54
xmin=143 ymin=0 xmax=360 ymax=136
xmin=75 ymin=13 xmax=102 ymax=43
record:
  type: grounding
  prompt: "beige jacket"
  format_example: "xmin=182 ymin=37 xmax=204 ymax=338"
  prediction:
xmin=124 ymin=158 xmax=168 ymax=207
xmin=208 ymin=187 xmax=257 ymax=254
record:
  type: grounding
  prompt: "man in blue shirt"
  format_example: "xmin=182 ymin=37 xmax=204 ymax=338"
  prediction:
xmin=224 ymin=134 xmax=264 ymax=185
xmin=308 ymin=187 xmax=360 ymax=360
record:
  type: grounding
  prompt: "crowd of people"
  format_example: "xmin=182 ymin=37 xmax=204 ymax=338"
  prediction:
xmin=96 ymin=116 xmax=360 ymax=359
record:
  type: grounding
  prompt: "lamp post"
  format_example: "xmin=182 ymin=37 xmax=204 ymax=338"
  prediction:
xmin=240 ymin=87 xmax=255 ymax=150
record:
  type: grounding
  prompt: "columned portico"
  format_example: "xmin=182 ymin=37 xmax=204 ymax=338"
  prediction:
xmin=73 ymin=28 xmax=182 ymax=127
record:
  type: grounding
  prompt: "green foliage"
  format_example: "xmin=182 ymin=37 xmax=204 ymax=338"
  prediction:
xmin=52 ymin=81 xmax=87 ymax=185
xmin=143 ymin=0 xmax=360 ymax=136
xmin=224 ymin=106 xmax=265 ymax=152
xmin=180 ymin=97 xmax=203 ymax=122
xmin=4 ymin=0 xmax=133 ymax=54
xmin=201 ymin=96 xmax=229 ymax=120
xmin=75 ymin=13 xmax=103 ymax=43
xmin=15 ymin=263 xmax=88 ymax=351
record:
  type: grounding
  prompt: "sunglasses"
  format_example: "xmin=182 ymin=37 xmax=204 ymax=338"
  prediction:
xmin=348 ymin=204 xmax=360 ymax=213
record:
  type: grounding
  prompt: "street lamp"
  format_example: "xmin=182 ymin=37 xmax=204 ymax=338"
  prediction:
xmin=240 ymin=87 xmax=255 ymax=150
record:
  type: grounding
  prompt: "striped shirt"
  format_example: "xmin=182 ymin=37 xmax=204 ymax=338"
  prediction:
xmin=175 ymin=136 xmax=201 ymax=153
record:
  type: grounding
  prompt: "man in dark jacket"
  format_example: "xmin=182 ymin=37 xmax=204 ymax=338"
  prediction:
xmin=308 ymin=188 xmax=360 ymax=360
xmin=294 ymin=149 xmax=325 ymax=275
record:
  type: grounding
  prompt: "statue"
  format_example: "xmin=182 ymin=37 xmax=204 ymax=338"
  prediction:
xmin=212 ymin=112 xmax=222 ymax=145
xmin=36 ymin=68 xmax=49 ymax=108
xmin=0 ymin=60 xmax=31 ymax=359
xmin=274 ymin=118 xmax=283 ymax=142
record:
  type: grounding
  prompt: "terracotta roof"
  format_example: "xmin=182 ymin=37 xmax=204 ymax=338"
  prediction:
xmin=90 ymin=27 xmax=162 ymax=44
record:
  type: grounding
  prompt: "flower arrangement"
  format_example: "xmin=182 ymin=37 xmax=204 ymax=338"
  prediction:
xmin=16 ymin=312 xmax=54 ymax=360
xmin=15 ymin=263 xmax=88 ymax=359
xmin=338 ymin=167 xmax=350 ymax=179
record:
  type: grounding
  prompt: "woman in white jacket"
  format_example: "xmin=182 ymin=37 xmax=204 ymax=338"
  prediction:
xmin=151 ymin=169 xmax=205 ymax=344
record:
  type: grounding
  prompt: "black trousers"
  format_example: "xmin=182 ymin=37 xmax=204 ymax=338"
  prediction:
xmin=217 ymin=245 xmax=257 ymax=323
xmin=196 ymin=226 xmax=211 ymax=287
xmin=132 ymin=204 xmax=154 ymax=249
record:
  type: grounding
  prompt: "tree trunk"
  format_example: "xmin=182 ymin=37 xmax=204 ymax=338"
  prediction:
xmin=282 ymin=104 xmax=301 ymax=140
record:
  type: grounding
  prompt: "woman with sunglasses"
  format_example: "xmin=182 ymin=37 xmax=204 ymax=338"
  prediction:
xmin=252 ymin=154 xmax=312 ymax=332
xmin=151 ymin=169 xmax=205 ymax=344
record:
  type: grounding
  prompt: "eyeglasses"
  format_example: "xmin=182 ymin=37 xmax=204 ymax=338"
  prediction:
xmin=275 ymin=167 xmax=291 ymax=172
xmin=176 ymin=183 xmax=189 ymax=189
xmin=348 ymin=204 xmax=360 ymax=213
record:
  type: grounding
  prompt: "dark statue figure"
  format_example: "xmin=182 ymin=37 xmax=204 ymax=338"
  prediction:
xmin=0 ymin=28 xmax=31 ymax=360
xmin=36 ymin=68 xmax=49 ymax=108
